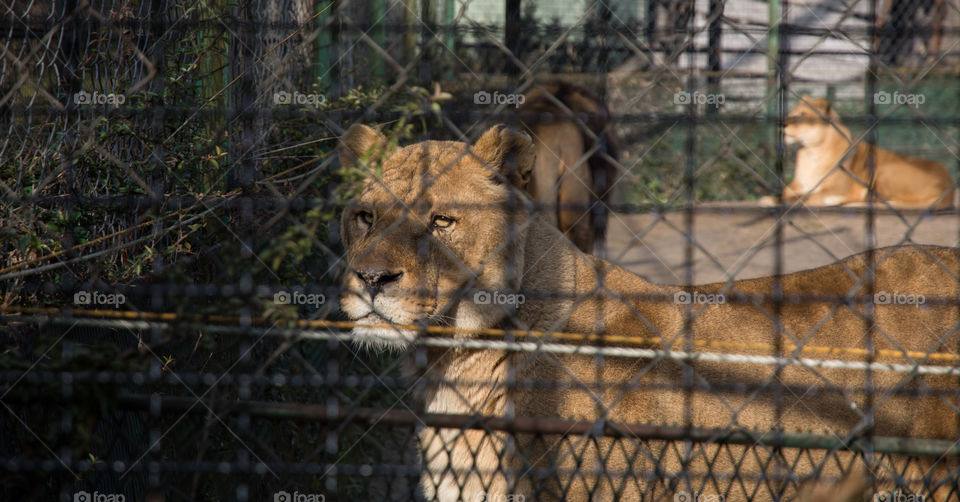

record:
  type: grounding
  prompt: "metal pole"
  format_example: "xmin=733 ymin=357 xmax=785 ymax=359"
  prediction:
xmin=371 ymin=0 xmax=386 ymax=80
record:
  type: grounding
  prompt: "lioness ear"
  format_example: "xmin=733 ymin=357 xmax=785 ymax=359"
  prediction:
xmin=472 ymin=124 xmax=535 ymax=189
xmin=819 ymin=100 xmax=841 ymax=121
xmin=339 ymin=124 xmax=388 ymax=172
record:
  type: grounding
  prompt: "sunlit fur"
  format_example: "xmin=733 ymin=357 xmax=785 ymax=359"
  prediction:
xmin=780 ymin=95 xmax=954 ymax=208
xmin=339 ymin=123 xmax=960 ymax=501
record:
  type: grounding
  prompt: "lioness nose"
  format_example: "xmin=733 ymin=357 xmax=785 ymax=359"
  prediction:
xmin=355 ymin=267 xmax=403 ymax=296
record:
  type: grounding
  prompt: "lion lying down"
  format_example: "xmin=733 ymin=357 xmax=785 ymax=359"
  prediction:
xmin=338 ymin=124 xmax=959 ymax=501
xmin=773 ymin=95 xmax=954 ymax=209
xmin=519 ymin=81 xmax=619 ymax=256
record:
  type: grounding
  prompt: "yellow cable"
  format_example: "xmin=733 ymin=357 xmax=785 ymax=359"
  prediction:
xmin=2 ymin=305 xmax=956 ymax=363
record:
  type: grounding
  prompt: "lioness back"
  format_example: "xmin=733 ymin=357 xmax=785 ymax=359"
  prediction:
xmin=511 ymin=245 xmax=958 ymax=500
xmin=519 ymin=245 xmax=958 ymax=436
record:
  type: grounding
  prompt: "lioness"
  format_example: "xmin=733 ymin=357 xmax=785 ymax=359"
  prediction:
xmin=777 ymin=95 xmax=954 ymax=208
xmin=338 ymin=123 xmax=959 ymax=501
xmin=519 ymin=81 xmax=620 ymax=256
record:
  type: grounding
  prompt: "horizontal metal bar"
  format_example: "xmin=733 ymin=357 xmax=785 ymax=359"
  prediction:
xmin=116 ymin=394 xmax=960 ymax=458
xmin=8 ymin=191 xmax=958 ymax=217
xmin=3 ymin=369 xmax=956 ymax=398
xmin=8 ymin=312 xmax=960 ymax=374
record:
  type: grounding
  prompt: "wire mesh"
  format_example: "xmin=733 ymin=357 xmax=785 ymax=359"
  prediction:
xmin=3 ymin=0 xmax=960 ymax=501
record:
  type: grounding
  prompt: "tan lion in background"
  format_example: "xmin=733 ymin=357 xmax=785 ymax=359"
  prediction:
xmin=773 ymin=95 xmax=954 ymax=208
xmin=519 ymin=81 xmax=620 ymax=256
xmin=338 ymin=122 xmax=959 ymax=501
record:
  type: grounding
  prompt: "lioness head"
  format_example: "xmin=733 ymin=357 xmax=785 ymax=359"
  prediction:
xmin=338 ymin=124 xmax=536 ymax=349
xmin=784 ymin=95 xmax=840 ymax=146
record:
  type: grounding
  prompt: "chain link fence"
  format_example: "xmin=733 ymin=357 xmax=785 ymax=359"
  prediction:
xmin=3 ymin=0 xmax=960 ymax=500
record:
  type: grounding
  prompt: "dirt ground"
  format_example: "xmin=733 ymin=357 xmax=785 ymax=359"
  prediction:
xmin=604 ymin=202 xmax=960 ymax=285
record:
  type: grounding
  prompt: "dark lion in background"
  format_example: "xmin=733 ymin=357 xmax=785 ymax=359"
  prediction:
xmin=518 ymin=81 xmax=620 ymax=256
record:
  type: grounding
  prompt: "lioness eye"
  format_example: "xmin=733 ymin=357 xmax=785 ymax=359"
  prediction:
xmin=357 ymin=211 xmax=373 ymax=226
xmin=431 ymin=215 xmax=455 ymax=229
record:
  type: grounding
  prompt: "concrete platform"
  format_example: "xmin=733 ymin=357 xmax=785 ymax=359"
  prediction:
xmin=603 ymin=202 xmax=960 ymax=285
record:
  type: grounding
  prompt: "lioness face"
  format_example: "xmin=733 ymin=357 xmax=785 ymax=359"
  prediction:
xmin=338 ymin=125 xmax=534 ymax=349
xmin=784 ymin=96 xmax=836 ymax=146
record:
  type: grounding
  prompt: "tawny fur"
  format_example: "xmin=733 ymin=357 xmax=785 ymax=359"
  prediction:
xmin=779 ymin=95 xmax=954 ymax=209
xmin=338 ymin=124 xmax=959 ymax=501
xmin=797 ymin=466 xmax=868 ymax=502
xmin=519 ymin=81 xmax=620 ymax=255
